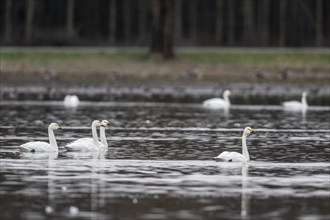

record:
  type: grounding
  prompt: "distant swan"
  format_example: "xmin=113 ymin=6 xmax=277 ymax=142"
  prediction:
xmin=65 ymin=120 xmax=108 ymax=152
xmin=282 ymin=92 xmax=308 ymax=111
xmin=203 ymin=90 xmax=231 ymax=109
xmin=99 ymin=120 xmax=110 ymax=149
xmin=19 ymin=123 xmax=61 ymax=152
xmin=214 ymin=127 xmax=253 ymax=162
xmin=63 ymin=95 xmax=80 ymax=108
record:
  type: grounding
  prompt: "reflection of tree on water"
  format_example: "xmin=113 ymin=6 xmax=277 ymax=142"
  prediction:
xmin=241 ymin=164 xmax=250 ymax=220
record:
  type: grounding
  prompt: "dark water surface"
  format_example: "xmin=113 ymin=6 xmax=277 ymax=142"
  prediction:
xmin=1 ymin=101 xmax=329 ymax=220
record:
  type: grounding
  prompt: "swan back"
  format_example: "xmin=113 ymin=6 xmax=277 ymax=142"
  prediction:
xmin=203 ymin=90 xmax=231 ymax=109
xmin=214 ymin=127 xmax=253 ymax=162
xmin=65 ymin=120 xmax=103 ymax=152
xmin=214 ymin=152 xmax=248 ymax=162
xmin=19 ymin=122 xmax=61 ymax=152
xmin=282 ymin=92 xmax=308 ymax=111
xmin=64 ymin=95 xmax=80 ymax=108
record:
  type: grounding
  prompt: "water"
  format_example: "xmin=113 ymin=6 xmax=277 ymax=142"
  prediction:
xmin=1 ymin=101 xmax=329 ymax=220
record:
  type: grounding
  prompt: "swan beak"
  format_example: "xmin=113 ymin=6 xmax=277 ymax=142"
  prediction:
xmin=57 ymin=125 xmax=62 ymax=130
xmin=249 ymin=128 xmax=253 ymax=134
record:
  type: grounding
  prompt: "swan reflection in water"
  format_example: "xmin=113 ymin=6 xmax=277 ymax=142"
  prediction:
xmin=241 ymin=164 xmax=250 ymax=220
xmin=43 ymin=150 xmax=107 ymax=217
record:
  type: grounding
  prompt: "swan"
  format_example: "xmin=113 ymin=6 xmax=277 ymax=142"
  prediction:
xmin=19 ymin=123 xmax=61 ymax=152
xmin=203 ymin=90 xmax=231 ymax=109
xmin=65 ymin=120 xmax=108 ymax=152
xmin=282 ymin=92 xmax=308 ymax=111
xmin=214 ymin=127 xmax=253 ymax=162
xmin=63 ymin=95 xmax=80 ymax=108
xmin=99 ymin=120 xmax=110 ymax=149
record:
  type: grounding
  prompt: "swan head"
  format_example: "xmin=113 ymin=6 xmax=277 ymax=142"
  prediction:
xmin=223 ymin=90 xmax=231 ymax=96
xmin=92 ymin=120 xmax=102 ymax=127
xmin=49 ymin=123 xmax=61 ymax=130
xmin=302 ymin=91 xmax=308 ymax=97
xmin=101 ymin=120 xmax=110 ymax=127
xmin=244 ymin=127 xmax=253 ymax=136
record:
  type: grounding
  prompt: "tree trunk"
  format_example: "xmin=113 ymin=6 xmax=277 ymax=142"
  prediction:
xmin=243 ymin=0 xmax=254 ymax=46
xmin=25 ymin=0 xmax=35 ymax=42
xmin=190 ymin=0 xmax=198 ymax=43
xmin=228 ymin=0 xmax=235 ymax=46
xmin=66 ymin=0 xmax=75 ymax=39
xmin=279 ymin=0 xmax=286 ymax=46
xmin=124 ymin=0 xmax=131 ymax=44
xmin=138 ymin=0 xmax=147 ymax=44
xmin=315 ymin=0 xmax=323 ymax=46
xmin=259 ymin=0 xmax=270 ymax=46
xmin=5 ymin=0 xmax=12 ymax=43
xmin=174 ymin=0 xmax=182 ymax=43
xmin=150 ymin=0 xmax=174 ymax=59
xmin=215 ymin=0 xmax=223 ymax=45
xmin=109 ymin=0 xmax=116 ymax=44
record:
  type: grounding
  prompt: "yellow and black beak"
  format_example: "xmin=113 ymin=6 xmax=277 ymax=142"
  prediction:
xmin=56 ymin=124 xmax=62 ymax=130
xmin=249 ymin=128 xmax=254 ymax=134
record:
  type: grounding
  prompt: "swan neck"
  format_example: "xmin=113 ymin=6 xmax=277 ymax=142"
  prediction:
xmin=242 ymin=133 xmax=250 ymax=161
xmin=48 ymin=127 xmax=58 ymax=151
xmin=92 ymin=124 xmax=99 ymax=149
xmin=100 ymin=127 xmax=108 ymax=147
xmin=301 ymin=95 xmax=307 ymax=107
xmin=224 ymin=94 xmax=231 ymax=105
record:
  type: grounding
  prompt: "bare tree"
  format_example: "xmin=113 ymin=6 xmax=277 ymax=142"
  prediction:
xmin=215 ymin=0 xmax=224 ymax=45
xmin=124 ymin=0 xmax=131 ymax=44
xmin=25 ymin=0 xmax=35 ymax=41
xmin=315 ymin=0 xmax=323 ymax=46
xmin=138 ymin=0 xmax=147 ymax=44
xmin=66 ymin=0 xmax=75 ymax=39
xmin=150 ymin=0 xmax=174 ymax=59
xmin=190 ymin=0 xmax=198 ymax=43
xmin=259 ymin=0 xmax=270 ymax=46
xmin=5 ymin=0 xmax=12 ymax=43
xmin=109 ymin=0 xmax=116 ymax=44
xmin=279 ymin=0 xmax=287 ymax=46
xmin=174 ymin=0 xmax=182 ymax=43
xmin=243 ymin=0 xmax=254 ymax=45
xmin=228 ymin=0 xmax=235 ymax=46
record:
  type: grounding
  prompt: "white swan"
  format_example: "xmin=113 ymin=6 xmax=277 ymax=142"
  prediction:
xmin=282 ymin=92 xmax=308 ymax=111
xmin=99 ymin=120 xmax=110 ymax=149
xmin=203 ymin=90 xmax=231 ymax=109
xmin=214 ymin=127 xmax=253 ymax=162
xmin=63 ymin=95 xmax=80 ymax=108
xmin=19 ymin=123 xmax=61 ymax=152
xmin=65 ymin=120 xmax=108 ymax=152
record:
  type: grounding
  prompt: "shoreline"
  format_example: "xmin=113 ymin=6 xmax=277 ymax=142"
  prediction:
xmin=1 ymin=82 xmax=329 ymax=106
xmin=1 ymin=47 xmax=329 ymax=105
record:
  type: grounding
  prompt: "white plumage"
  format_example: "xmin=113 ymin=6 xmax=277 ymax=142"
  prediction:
xmin=19 ymin=123 xmax=61 ymax=152
xmin=63 ymin=95 xmax=80 ymax=108
xmin=99 ymin=120 xmax=110 ymax=149
xmin=65 ymin=120 xmax=109 ymax=152
xmin=203 ymin=90 xmax=231 ymax=109
xmin=282 ymin=92 xmax=308 ymax=111
xmin=214 ymin=127 xmax=253 ymax=162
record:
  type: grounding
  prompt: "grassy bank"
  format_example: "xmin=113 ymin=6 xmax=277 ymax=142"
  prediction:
xmin=1 ymin=47 xmax=329 ymax=85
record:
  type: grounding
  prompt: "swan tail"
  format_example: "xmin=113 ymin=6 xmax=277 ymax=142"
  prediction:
xmin=19 ymin=145 xmax=34 ymax=152
xmin=64 ymin=145 xmax=78 ymax=152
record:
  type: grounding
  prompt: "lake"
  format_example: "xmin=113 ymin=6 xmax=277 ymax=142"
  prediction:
xmin=0 ymin=101 xmax=329 ymax=220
